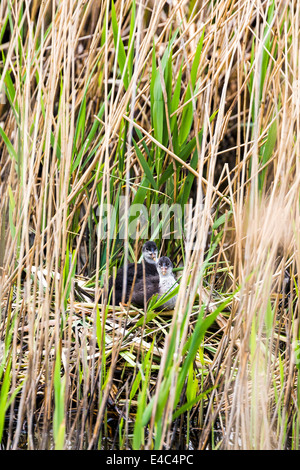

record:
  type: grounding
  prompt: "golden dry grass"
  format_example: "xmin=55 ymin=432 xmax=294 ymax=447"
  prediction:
xmin=0 ymin=0 xmax=299 ymax=450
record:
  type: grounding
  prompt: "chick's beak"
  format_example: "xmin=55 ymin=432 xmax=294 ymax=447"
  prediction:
xmin=151 ymin=252 xmax=157 ymax=261
xmin=161 ymin=266 xmax=167 ymax=276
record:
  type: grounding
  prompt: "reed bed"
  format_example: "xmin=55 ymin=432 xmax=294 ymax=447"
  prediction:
xmin=0 ymin=0 xmax=299 ymax=450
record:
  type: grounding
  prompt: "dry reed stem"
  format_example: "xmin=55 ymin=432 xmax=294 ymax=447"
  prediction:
xmin=0 ymin=0 xmax=299 ymax=450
